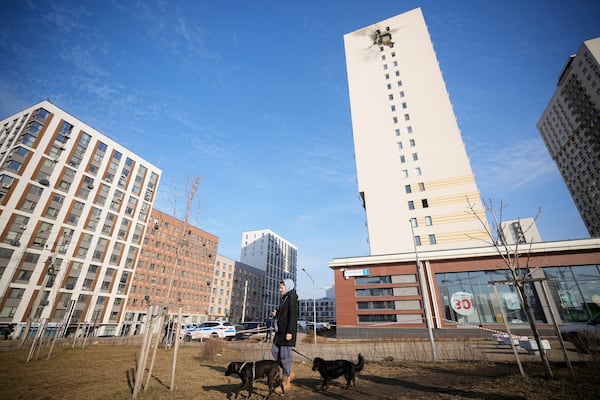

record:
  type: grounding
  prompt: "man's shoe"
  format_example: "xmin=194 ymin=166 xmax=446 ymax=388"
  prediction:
xmin=274 ymin=375 xmax=290 ymax=394
xmin=283 ymin=375 xmax=292 ymax=393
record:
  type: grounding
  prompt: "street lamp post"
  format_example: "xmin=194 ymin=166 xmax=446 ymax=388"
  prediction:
xmin=302 ymin=268 xmax=317 ymax=345
xmin=409 ymin=221 xmax=437 ymax=362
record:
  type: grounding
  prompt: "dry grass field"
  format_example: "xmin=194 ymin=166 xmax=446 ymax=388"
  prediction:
xmin=1 ymin=336 xmax=599 ymax=400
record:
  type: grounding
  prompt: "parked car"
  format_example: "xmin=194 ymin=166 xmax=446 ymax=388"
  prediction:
xmin=183 ymin=321 xmax=236 ymax=341
xmin=559 ymin=313 xmax=600 ymax=353
xmin=234 ymin=321 xmax=267 ymax=341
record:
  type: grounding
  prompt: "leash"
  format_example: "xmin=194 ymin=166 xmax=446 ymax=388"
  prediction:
xmin=292 ymin=348 xmax=312 ymax=361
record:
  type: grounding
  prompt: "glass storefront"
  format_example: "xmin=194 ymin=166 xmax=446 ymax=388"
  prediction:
xmin=437 ymin=264 xmax=600 ymax=326
xmin=544 ymin=264 xmax=600 ymax=322
xmin=437 ymin=269 xmax=541 ymax=326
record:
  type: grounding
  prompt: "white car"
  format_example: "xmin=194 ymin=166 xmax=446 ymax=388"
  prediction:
xmin=183 ymin=321 xmax=236 ymax=341
xmin=559 ymin=313 xmax=600 ymax=353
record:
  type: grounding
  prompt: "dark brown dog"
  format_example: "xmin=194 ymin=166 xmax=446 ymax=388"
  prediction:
xmin=225 ymin=359 xmax=284 ymax=399
xmin=312 ymin=353 xmax=364 ymax=391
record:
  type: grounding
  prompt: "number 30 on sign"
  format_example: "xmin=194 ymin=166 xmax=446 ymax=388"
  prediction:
xmin=450 ymin=292 xmax=475 ymax=316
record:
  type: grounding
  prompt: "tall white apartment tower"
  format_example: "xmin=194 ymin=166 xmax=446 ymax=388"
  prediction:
xmin=240 ymin=229 xmax=297 ymax=320
xmin=0 ymin=100 xmax=161 ymax=337
xmin=344 ymin=8 xmax=488 ymax=255
xmin=537 ymin=37 xmax=600 ymax=237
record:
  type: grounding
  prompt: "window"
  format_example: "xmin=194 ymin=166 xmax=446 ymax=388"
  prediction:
xmin=390 ymin=105 xmax=396 ymax=112
xmin=21 ymin=134 xmax=36 ymax=147
xmin=358 ymin=301 xmax=395 ymax=310
xmin=397 ymin=142 xmax=403 ymax=150
xmin=385 ymin=73 xmax=390 ymax=80
xmin=58 ymin=179 xmax=71 ymax=191
xmin=404 ymin=114 xmax=410 ymax=121
xmin=410 ymin=218 xmax=417 ymax=227
xmin=402 ymin=102 xmax=407 ymax=109
xmin=387 ymin=84 xmax=392 ymax=90
xmin=400 ymin=155 xmax=406 ymax=163
xmin=405 ymin=184 xmax=412 ymax=194
xmin=429 ymin=234 xmax=437 ymax=245
xmin=412 ymin=153 xmax=418 ymax=161
xmin=6 ymin=160 xmax=22 ymax=172
xmin=0 ymin=306 xmax=17 ymax=318
xmin=356 ymin=276 xmax=392 ymax=285
xmin=409 ymin=139 xmax=416 ymax=146
xmin=399 ymin=91 xmax=405 ymax=97
xmin=425 ymin=216 xmax=432 ymax=226
xmin=422 ymin=199 xmax=429 ymax=208
xmin=392 ymin=116 xmax=398 ymax=124
xmin=357 ymin=288 xmax=394 ymax=297
xmin=415 ymin=167 xmax=421 ymax=176
xmin=407 ymin=126 xmax=413 ymax=133
xmin=408 ymin=201 xmax=414 ymax=210
xmin=67 ymin=213 xmax=80 ymax=225
xmin=388 ymin=94 xmax=394 ymax=100
xmin=45 ymin=207 xmax=60 ymax=218
xmin=383 ymin=64 xmax=388 ymax=70
xmin=397 ymin=80 xmax=402 ymax=87
xmin=414 ymin=236 xmax=422 ymax=246
xmin=418 ymin=182 xmax=425 ymax=191
xmin=8 ymin=288 xmax=25 ymax=299
xmin=21 ymin=199 xmax=36 ymax=211
xmin=402 ymin=169 xmax=408 ymax=178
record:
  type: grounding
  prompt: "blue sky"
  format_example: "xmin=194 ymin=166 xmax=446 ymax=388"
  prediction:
xmin=1 ymin=1 xmax=598 ymax=299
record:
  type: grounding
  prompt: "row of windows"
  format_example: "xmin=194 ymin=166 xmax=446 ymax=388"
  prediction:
xmin=407 ymin=199 xmax=428 ymax=209
xmin=414 ymin=234 xmax=436 ymax=245
xmin=410 ymin=216 xmax=432 ymax=227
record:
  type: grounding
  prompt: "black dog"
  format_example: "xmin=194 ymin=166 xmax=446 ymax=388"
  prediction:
xmin=225 ymin=359 xmax=284 ymax=399
xmin=312 ymin=353 xmax=364 ymax=391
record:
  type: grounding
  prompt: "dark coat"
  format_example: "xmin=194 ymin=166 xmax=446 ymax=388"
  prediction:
xmin=273 ymin=289 xmax=299 ymax=347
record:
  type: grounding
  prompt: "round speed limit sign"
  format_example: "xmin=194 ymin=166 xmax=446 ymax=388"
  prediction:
xmin=450 ymin=291 xmax=475 ymax=316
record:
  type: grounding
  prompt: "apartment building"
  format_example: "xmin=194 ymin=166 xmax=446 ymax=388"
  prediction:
xmin=226 ymin=255 xmax=265 ymax=323
xmin=497 ymin=218 xmax=542 ymax=246
xmin=537 ymin=37 xmax=600 ymax=237
xmin=0 ymin=100 xmax=160 ymax=337
xmin=299 ymin=296 xmax=336 ymax=326
xmin=240 ymin=229 xmax=297 ymax=320
xmin=126 ymin=208 xmax=218 ymax=334
xmin=208 ymin=253 xmax=232 ymax=321
xmin=343 ymin=8 xmax=489 ymax=255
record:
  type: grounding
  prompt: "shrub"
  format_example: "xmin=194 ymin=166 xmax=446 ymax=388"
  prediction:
xmin=200 ymin=338 xmax=225 ymax=361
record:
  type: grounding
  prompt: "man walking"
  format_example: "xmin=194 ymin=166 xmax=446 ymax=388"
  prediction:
xmin=265 ymin=311 xmax=275 ymax=342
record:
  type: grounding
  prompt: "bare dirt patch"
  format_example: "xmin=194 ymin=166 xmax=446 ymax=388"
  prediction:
xmin=1 ymin=339 xmax=599 ymax=400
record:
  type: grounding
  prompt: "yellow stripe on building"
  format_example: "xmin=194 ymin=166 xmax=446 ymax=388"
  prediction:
xmin=427 ymin=192 xmax=481 ymax=207
xmin=435 ymin=230 xmax=489 ymax=243
xmin=423 ymin=175 xmax=476 ymax=190
xmin=426 ymin=210 xmax=486 ymax=224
